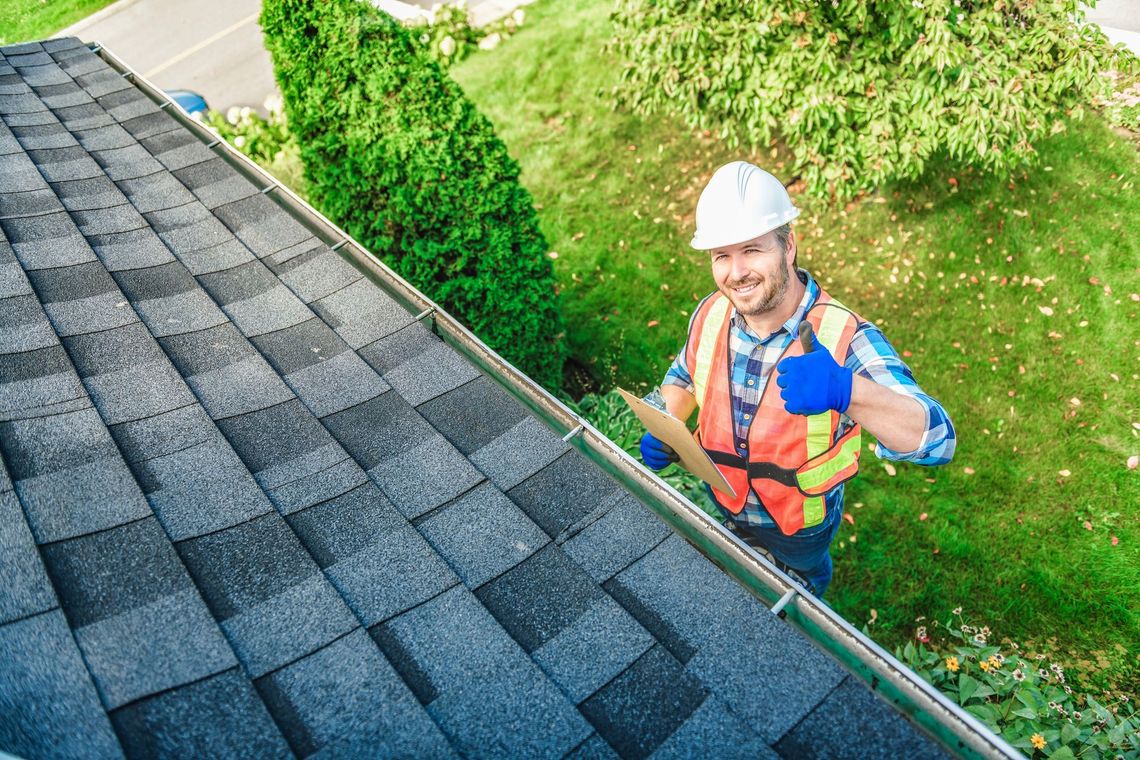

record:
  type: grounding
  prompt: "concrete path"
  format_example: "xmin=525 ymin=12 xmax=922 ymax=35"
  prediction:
xmin=1084 ymin=0 xmax=1140 ymax=56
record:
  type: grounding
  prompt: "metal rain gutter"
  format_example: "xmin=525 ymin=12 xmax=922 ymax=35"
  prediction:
xmin=89 ymin=41 xmax=1023 ymax=760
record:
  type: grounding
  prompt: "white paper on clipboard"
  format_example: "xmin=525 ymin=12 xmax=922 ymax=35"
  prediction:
xmin=617 ymin=388 xmax=737 ymax=499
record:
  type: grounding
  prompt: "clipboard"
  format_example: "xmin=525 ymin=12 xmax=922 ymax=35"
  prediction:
xmin=618 ymin=388 xmax=737 ymax=499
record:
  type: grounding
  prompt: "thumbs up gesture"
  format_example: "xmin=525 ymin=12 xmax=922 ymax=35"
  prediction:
xmin=775 ymin=322 xmax=854 ymax=415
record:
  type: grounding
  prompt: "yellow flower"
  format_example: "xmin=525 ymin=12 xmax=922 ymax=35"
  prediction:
xmin=979 ymin=660 xmax=991 ymax=672
xmin=988 ymin=656 xmax=1002 ymax=669
xmin=1030 ymin=733 xmax=1046 ymax=750
xmin=946 ymin=656 xmax=960 ymax=672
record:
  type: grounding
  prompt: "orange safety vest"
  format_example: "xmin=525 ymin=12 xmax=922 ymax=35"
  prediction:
xmin=686 ymin=289 xmax=864 ymax=536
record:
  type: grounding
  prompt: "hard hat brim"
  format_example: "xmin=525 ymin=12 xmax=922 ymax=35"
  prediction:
xmin=690 ymin=207 xmax=801 ymax=251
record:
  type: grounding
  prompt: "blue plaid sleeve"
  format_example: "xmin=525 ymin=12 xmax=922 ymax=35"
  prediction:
xmin=844 ymin=322 xmax=956 ymax=465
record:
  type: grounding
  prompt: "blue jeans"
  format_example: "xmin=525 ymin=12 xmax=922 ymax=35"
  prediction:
xmin=708 ymin=486 xmax=844 ymax=598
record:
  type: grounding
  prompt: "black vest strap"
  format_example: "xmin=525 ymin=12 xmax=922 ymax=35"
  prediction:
xmin=705 ymin=450 xmax=800 ymax=488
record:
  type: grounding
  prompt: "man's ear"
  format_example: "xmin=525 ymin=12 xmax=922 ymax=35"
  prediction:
xmin=787 ymin=229 xmax=798 ymax=269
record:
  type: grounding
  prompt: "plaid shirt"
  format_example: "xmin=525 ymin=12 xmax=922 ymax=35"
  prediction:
xmin=663 ymin=269 xmax=956 ymax=530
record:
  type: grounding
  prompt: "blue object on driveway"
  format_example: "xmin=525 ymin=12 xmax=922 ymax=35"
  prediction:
xmin=164 ymin=89 xmax=208 ymax=115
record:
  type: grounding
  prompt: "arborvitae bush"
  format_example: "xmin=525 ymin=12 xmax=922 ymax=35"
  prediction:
xmin=261 ymin=0 xmax=564 ymax=389
xmin=606 ymin=0 xmax=1134 ymax=200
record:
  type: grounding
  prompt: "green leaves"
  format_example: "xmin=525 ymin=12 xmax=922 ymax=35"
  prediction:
xmin=262 ymin=0 xmax=565 ymax=389
xmin=605 ymin=0 xmax=1134 ymax=199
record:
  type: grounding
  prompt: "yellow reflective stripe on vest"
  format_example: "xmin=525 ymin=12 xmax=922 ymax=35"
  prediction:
xmin=804 ymin=305 xmax=851 ymax=459
xmin=797 ymin=429 xmax=863 ymax=493
xmin=802 ymin=495 xmax=826 ymax=528
xmin=693 ymin=295 xmax=731 ymax=408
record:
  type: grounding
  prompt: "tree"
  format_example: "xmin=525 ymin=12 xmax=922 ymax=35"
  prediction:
xmin=606 ymin=0 xmax=1135 ymax=199
xmin=261 ymin=0 xmax=565 ymax=388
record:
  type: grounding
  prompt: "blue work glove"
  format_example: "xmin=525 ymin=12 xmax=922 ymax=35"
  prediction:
xmin=640 ymin=432 xmax=679 ymax=471
xmin=775 ymin=326 xmax=853 ymax=415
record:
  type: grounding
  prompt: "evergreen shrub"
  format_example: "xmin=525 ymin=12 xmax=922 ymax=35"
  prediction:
xmin=261 ymin=0 xmax=564 ymax=388
xmin=606 ymin=0 xmax=1136 ymax=200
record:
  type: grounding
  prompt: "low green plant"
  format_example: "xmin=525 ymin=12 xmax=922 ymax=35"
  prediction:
xmin=404 ymin=0 xmax=527 ymax=68
xmin=896 ymin=612 xmax=1140 ymax=758
xmin=605 ymin=0 xmax=1136 ymax=200
xmin=202 ymin=96 xmax=307 ymax=196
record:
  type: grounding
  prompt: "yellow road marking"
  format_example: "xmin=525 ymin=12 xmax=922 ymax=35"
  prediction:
xmin=144 ymin=11 xmax=259 ymax=79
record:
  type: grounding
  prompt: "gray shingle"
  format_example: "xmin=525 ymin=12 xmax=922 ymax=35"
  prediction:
xmin=609 ymin=536 xmax=847 ymax=743
xmin=1 ymin=42 xmax=45 ymax=55
xmin=74 ymin=123 xmax=136 ymax=152
xmin=372 ymin=585 xmax=591 ymax=758
xmin=378 ymin=333 xmax=482 ymax=407
xmin=417 ymin=482 xmax=548 ymax=588
xmin=8 ymin=121 xmax=76 ymax=150
xmin=92 ymin=143 xmax=164 ymax=181
xmin=27 ymin=270 xmax=140 ymax=339
xmin=108 ymin=402 xmax=213 ymax=463
xmin=0 ymin=610 xmax=123 ymax=760
xmin=470 ymin=415 xmax=570 ymax=491
xmin=135 ymin=436 xmax=274 ymax=541
xmin=213 ymin=193 xmax=311 ymax=257
xmin=56 ymin=52 xmax=107 ymax=78
xmin=0 ymin=239 xmax=32 ymax=299
xmin=1 ymin=409 xmax=150 ymax=543
xmin=71 ymin=203 xmax=146 ymax=236
xmin=118 ymin=109 xmax=180 ymax=141
xmin=310 ymin=278 xmax=415 ymax=349
xmin=266 ymin=456 xmax=370 ymax=515
xmin=367 ymin=431 xmax=485 ymax=519
xmin=0 ymin=344 xmax=91 ymax=421
xmin=51 ymin=174 xmax=127 ymax=211
xmin=26 ymin=146 xmax=104 ymax=183
xmin=98 ymin=86 xmax=160 ymax=123
xmin=0 ymin=91 xmax=47 ymax=115
xmin=175 ymin=513 xmax=358 ymax=677
xmin=772 ymin=676 xmax=950 ymax=760
xmin=417 ymin=375 xmax=528 ymax=454
xmin=280 ymin=348 xmax=389 ymax=417
xmin=139 ymin=128 xmax=214 ymax=171
xmin=565 ymin=734 xmax=620 ymax=760
xmin=321 ymin=391 xmax=430 ymax=469
xmin=561 ymin=494 xmax=672 ymax=584
xmin=3 ymin=109 xmax=58 ymax=127
xmin=73 ymin=67 xmax=133 ymax=99
xmin=178 ymin=237 xmax=255 ymax=275
xmin=269 ymin=243 xmax=364 ymax=303
xmin=251 ymin=316 xmax=348 ymax=375
xmin=649 ymin=693 xmax=775 ymax=760
xmin=0 ymin=293 xmax=56 ymax=353
xmin=198 ymin=261 xmax=313 ymax=336
xmin=156 ymin=213 xmax=236 ymax=254
xmin=286 ymin=484 xmax=459 ymax=625
xmin=0 ymin=489 xmax=57 ymax=624
xmin=173 ymin=157 xmax=259 ymax=209
xmin=64 ymin=322 xmax=196 ymax=424
xmin=115 ymin=170 xmax=195 ymax=213
xmin=4 ymin=52 xmax=54 ymax=67
xmin=214 ymin=398 xmax=353 ymax=487
xmin=41 ymin=37 xmax=84 ymax=55
xmin=54 ymin=101 xmax=116 ymax=130
xmin=0 ymin=154 xmax=51 ymax=193
xmin=1 ymin=212 xmax=97 ymax=269
xmin=88 ymin=227 xmax=176 ymax=271
xmin=110 ymin=668 xmax=291 ymax=760
xmin=36 ymin=81 xmax=94 ymax=109
xmin=579 ymin=644 xmax=709 ymax=760
xmin=41 ymin=517 xmax=237 ymax=708
xmin=254 ymin=628 xmax=454 ymax=758
xmin=0 ymin=187 xmax=65 ymax=219
xmin=127 ymin=286 xmax=230 ymax=338
xmin=508 ymin=450 xmax=625 ymax=540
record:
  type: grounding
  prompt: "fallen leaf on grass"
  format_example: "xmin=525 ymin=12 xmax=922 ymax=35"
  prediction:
xmin=1084 ymin=520 xmax=1093 ymax=531
xmin=1128 ymin=455 xmax=1138 ymax=470
xmin=1038 ymin=306 xmax=1054 ymax=316
xmin=883 ymin=463 xmax=897 ymax=476
xmin=1059 ymin=469 xmax=1072 ymax=477
xmin=844 ymin=513 xmax=855 ymax=526
xmin=963 ymin=466 xmax=975 ymax=475
xmin=646 ymin=320 xmax=659 ymax=328
xmin=1070 ymin=397 xmax=1082 ymax=406
xmin=920 ymin=512 xmax=928 ymax=521
xmin=868 ymin=608 xmax=878 ymax=625
xmin=1112 ymin=536 xmax=1119 ymax=546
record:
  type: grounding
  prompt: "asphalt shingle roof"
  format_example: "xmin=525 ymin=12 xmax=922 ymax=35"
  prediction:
xmin=0 ymin=38 xmax=950 ymax=759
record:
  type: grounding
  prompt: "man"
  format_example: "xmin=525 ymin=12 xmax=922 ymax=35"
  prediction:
xmin=640 ymin=161 xmax=955 ymax=598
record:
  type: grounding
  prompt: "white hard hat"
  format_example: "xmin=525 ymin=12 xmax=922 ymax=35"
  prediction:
xmin=690 ymin=161 xmax=800 ymax=250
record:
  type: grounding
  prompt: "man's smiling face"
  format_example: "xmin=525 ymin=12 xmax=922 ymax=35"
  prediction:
xmin=710 ymin=230 xmax=795 ymax=317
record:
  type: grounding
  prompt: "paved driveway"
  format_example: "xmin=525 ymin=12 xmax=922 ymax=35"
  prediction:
xmin=56 ymin=0 xmax=275 ymax=113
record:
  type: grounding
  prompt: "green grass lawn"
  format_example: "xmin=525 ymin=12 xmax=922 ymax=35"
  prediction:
xmin=0 ymin=0 xmax=117 ymax=45
xmin=451 ymin=0 xmax=1140 ymax=691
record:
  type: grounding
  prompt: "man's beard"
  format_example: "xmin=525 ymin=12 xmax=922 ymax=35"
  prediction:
xmin=724 ymin=263 xmax=790 ymax=316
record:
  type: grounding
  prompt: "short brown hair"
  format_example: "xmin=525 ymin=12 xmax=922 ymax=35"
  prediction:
xmin=773 ymin=223 xmax=795 ymax=267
